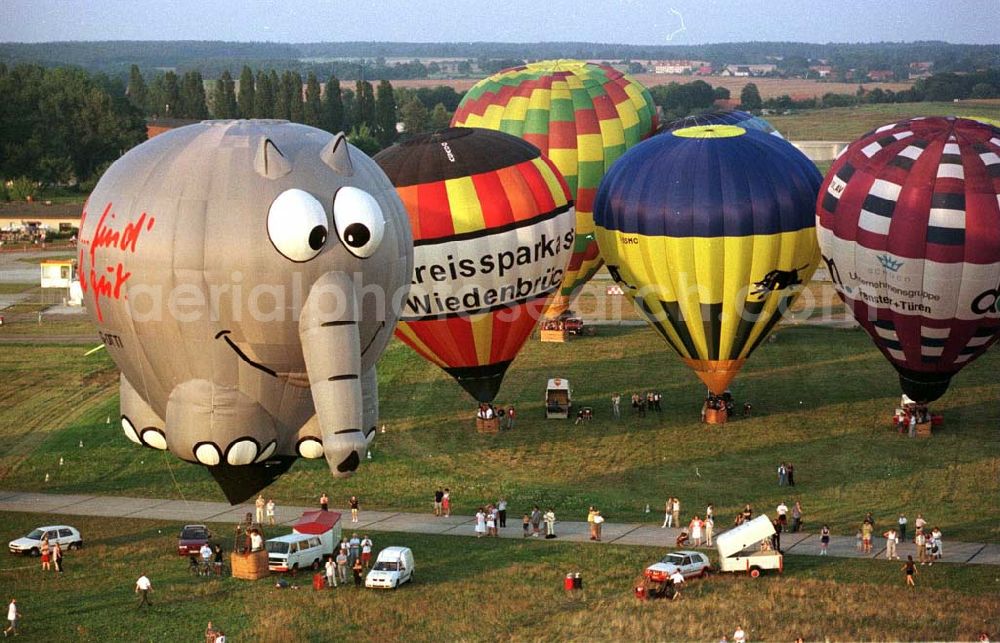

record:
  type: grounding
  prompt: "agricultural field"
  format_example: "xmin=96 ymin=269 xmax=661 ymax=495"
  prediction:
xmin=389 ymin=74 xmax=915 ymax=100
xmin=768 ymin=100 xmax=1000 ymax=140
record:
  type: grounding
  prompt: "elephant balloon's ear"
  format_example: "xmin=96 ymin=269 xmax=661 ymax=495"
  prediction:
xmin=321 ymin=132 xmax=354 ymax=177
xmin=254 ymin=138 xmax=292 ymax=179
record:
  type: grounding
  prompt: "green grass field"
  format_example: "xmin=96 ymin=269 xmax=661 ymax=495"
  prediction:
xmin=1 ymin=512 xmax=996 ymax=642
xmin=769 ymin=101 xmax=1000 ymax=141
xmin=1 ymin=318 xmax=998 ymax=544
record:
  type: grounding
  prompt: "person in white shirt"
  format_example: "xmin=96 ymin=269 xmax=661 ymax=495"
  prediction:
xmin=669 ymin=569 xmax=685 ymax=600
xmin=733 ymin=625 xmax=747 ymax=643
xmin=325 ymin=556 xmax=337 ymax=587
xmin=884 ymin=528 xmax=899 ymax=560
xmin=776 ymin=501 xmax=789 ymax=528
xmin=249 ymin=529 xmax=263 ymax=552
xmin=135 ymin=574 xmax=153 ymax=608
xmin=5 ymin=598 xmax=18 ymax=637
xmin=266 ymin=498 xmax=276 ymax=526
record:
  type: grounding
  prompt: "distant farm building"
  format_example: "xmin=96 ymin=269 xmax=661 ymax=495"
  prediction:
xmin=653 ymin=60 xmax=709 ymax=74
xmin=721 ymin=64 xmax=777 ymax=77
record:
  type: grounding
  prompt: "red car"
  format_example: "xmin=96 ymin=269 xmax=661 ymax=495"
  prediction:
xmin=177 ymin=524 xmax=212 ymax=556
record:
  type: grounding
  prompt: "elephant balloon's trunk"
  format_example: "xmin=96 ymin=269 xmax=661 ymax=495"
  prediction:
xmin=300 ymin=271 xmax=367 ymax=476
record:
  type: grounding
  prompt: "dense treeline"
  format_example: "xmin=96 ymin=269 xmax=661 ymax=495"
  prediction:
xmin=0 ymin=64 xmax=146 ymax=188
xmin=2 ymin=40 xmax=997 ymax=79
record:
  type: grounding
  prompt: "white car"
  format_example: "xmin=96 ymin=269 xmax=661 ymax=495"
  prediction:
xmin=9 ymin=525 xmax=83 ymax=556
xmin=644 ymin=550 xmax=711 ymax=583
xmin=365 ymin=546 xmax=414 ymax=589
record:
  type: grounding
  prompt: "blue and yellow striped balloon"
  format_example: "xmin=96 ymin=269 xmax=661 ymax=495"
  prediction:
xmin=594 ymin=125 xmax=822 ymax=394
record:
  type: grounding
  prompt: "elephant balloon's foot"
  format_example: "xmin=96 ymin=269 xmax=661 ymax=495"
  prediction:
xmin=208 ymin=457 xmax=297 ymax=505
xmin=120 ymin=374 xmax=167 ymax=449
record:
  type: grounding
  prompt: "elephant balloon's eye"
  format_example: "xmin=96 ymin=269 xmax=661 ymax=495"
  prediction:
xmin=267 ymin=189 xmax=329 ymax=262
xmin=333 ymin=186 xmax=385 ymax=259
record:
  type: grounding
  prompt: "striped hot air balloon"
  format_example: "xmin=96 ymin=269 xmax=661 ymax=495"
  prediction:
xmin=817 ymin=116 xmax=1000 ymax=402
xmin=374 ymin=128 xmax=575 ymax=402
xmin=594 ymin=124 xmax=822 ymax=395
xmin=451 ymin=60 xmax=658 ymax=318
xmin=662 ymin=109 xmax=783 ymax=138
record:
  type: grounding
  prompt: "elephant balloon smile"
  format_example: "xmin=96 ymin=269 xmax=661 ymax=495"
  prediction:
xmin=79 ymin=120 xmax=413 ymax=503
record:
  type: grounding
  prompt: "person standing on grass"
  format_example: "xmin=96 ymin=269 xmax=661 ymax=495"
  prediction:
xmin=733 ymin=625 xmax=747 ymax=643
xmin=531 ymin=506 xmax=542 ymax=537
xmin=903 ymin=555 xmax=917 ymax=586
xmin=544 ymin=508 xmax=557 ymax=538
xmin=52 ymin=542 xmax=63 ymax=573
xmin=505 ymin=406 xmax=516 ymax=430
xmin=787 ymin=462 xmax=795 ymax=486
xmin=135 ymin=574 xmax=153 ymax=608
xmin=266 ymin=498 xmax=276 ymax=526
xmin=661 ymin=498 xmax=673 ymax=528
xmin=776 ymin=501 xmax=788 ymax=527
xmin=778 ymin=463 xmax=787 ymax=486
xmin=791 ymin=501 xmax=803 ymax=533
xmin=349 ymin=533 xmax=361 ymax=566
xmin=361 ymin=535 xmax=373 ymax=569
xmin=349 ymin=496 xmax=360 ymax=523
xmin=336 ymin=548 xmax=349 ymax=584
xmin=40 ymin=536 xmax=50 ymax=571
xmin=705 ymin=516 xmax=715 ymax=547
xmin=672 ymin=498 xmax=681 ymax=529
xmin=442 ymin=488 xmax=451 ymax=517
xmin=4 ymin=599 xmax=18 ymax=637
xmin=611 ymin=393 xmax=621 ymax=420
xmin=498 ymin=497 xmax=508 ymax=528
xmin=820 ymin=525 xmax=830 ymax=555
xmin=255 ymin=494 xmax=265 ymax=524
xmin=742 ymin=503 xmax=753 ymax=524
xmin=319 ymin=492 xmax=329 ymax=511
xmin=351 ymin=558 xmax=364 ymax=587
xmin=213 ymin=544 xmax=223 ymax=575
xmin=898 ymin=513 xmax=908 ymax=542
xmin=433 ymin=488 xmax=443 ymax=516
xmin=884 ymin=527 xmax=899 ymax=560
xmin=325 ymin=556 xmax=337 ymax=588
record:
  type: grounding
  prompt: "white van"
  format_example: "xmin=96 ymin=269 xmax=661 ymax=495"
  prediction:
xmin=365 ymin=546 xmax=415 ymax=589
xmin=716 ymin=514 xmax=783 ymax=577
xmin=265 ymin=533 xmax=327 ymax=572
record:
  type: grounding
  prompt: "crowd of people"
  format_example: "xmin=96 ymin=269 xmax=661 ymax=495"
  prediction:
xmin=320 ymin=533 xmax=375 ymax=588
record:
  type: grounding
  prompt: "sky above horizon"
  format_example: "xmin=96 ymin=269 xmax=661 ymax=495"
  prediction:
xmin=1 ymin=0 xmax=996 ymax=45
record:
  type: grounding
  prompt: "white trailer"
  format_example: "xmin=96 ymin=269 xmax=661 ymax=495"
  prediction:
xmin=716 ymin=514 xmax=783 ymax=578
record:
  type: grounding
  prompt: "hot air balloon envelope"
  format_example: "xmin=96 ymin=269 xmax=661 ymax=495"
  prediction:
xmin=452 ymin=60 xmax=658 ymax=318
xmin=375 ymin=128 xmax=575 ymax=402
xmin=595 ymin=124 xmax=822 ymax=394
xmin=816 ymin=116 xmax=1000 ymax=402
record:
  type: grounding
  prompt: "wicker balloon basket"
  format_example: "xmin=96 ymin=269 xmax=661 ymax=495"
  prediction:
xmin=231 ymin=549 xmax=269 ymax=580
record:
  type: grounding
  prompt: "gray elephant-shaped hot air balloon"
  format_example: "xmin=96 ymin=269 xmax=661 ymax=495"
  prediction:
xmin=78 ymin=120 xmax=413 ymax=503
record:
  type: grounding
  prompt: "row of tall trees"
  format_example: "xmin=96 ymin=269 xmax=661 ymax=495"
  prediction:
xmin=125 ymin=65 xmax=412 ymax=152
xmin=0 ymin=64 xmax=146 ymax=187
